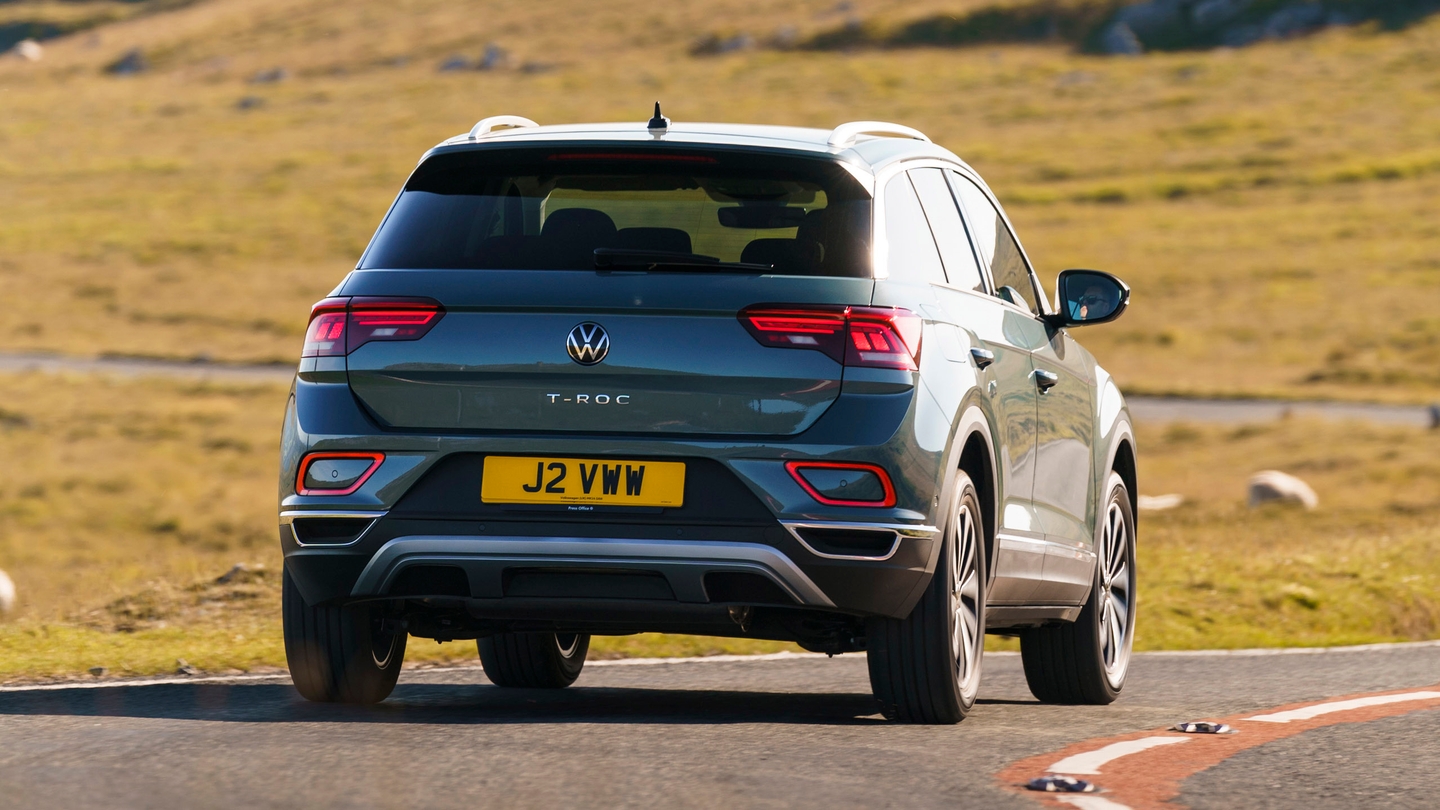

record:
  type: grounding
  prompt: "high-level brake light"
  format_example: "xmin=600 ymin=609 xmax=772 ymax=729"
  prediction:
xmin=738 ymin=305 xmax=922 ymax=370
xmin=301 ymin=297 xmax=445 ymax=358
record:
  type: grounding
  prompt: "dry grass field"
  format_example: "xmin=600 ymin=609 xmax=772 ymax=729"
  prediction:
xmin=0 ymin=0 xmax=1438 ymax=678
xmin=0 ymin=374 xmax=1434 ymax=679
xmin=0 ymin=0 xmax=1437 ymax=401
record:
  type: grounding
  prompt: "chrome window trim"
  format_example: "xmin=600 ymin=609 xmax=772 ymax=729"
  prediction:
xmin=782 ymin=521 xmax=939 ymax=562
xmin=350 ymin=535 xmax=836 ymax=607
xmin=280 ymin=510 xmax=387 ymax=548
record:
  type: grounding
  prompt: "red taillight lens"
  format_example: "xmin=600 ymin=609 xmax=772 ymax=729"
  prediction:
xmin=346 ymin=298 xmax=445 ymax=354
xmin=300 ymin=297 xmax=445 ymax=358
xmin=845 ymin=308 xmax=922 ymax=370
xmin=739 ymin=308 xmax=848 ymax=363
xmin=302 ymin=298 xmax=350 ymax=358
xmin=739 ymin=305 xmax=921 ymax=370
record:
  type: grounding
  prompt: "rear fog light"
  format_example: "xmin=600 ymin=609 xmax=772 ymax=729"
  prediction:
xmin=785 ymin=461 xmax=896 ymax=507
xmin=297 ymin=452 xmax=384 ymax=496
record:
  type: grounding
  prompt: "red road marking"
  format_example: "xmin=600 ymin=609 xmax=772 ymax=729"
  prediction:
xmin=997 ymin=684 xmax=1440 ymax=809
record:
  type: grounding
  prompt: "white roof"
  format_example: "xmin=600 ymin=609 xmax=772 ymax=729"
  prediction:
xmin=431 ymin=120 xmax=962 ymax=171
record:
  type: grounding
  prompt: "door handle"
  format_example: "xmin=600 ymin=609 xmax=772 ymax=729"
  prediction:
xmin=969 ymin=347 xmax=995 ymax=369
xmin=1034 ymin=369 xmax=1060 ymax=393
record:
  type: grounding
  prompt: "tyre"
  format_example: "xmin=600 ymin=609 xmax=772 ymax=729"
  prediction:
xmin=282 ymin=566 xmax=406 ymax=704
xmin=1021 ymin=471 xmax=1136 ymax=705
xmin=478 ymin=632 xmax=590 ymax=688
xmin=867 ymin=470 xmax=986 ymax=724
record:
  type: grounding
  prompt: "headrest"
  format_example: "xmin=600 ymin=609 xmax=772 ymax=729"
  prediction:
xmin=614 ymin=227 xmax=693 ymax=254
xmin=540 ymin=208 xmax=618 ymax=243
xmin=741 ymin=238 xmax=823 ymax=273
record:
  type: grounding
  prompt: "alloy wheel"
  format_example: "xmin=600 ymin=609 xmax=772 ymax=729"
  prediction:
xmin=950 ymin=500 xmax=983 ymax=702
xmin=1097 ymin=498 xmax=1134 ymax=688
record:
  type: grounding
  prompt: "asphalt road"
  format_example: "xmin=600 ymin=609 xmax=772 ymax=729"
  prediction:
xmin=1 ymin=643 xmax=1438 ymax=809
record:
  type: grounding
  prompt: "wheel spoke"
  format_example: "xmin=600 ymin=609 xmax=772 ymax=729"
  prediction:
xmin=949 ymin=500 xmax=983 ymax=688
xmin=1110 ymin=563 xmax=1130 ymax=598
xmin=1107 ymin=602 xmax=1124 ymax=664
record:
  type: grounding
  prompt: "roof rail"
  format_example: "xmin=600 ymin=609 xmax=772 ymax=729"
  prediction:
xmin=468 ymin=115 xmax=540 ymax=139
xmin=827 ymin=121 xmax=931 ymax=149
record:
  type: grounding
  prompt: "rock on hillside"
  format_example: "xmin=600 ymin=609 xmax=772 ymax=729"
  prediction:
xmin=0 ymin=569 xmax=14 ymax=615
xmin=1104 ymin=0 xmax=1381 ymax=51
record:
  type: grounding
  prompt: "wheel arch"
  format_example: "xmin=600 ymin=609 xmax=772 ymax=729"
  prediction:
xmin=1110 ymin=433 xmax=1138 ymax=524
xmin=947 ymin=402 xmax=999 ymax=582
xmin=957 ymin=426 xmax=997 ymax=587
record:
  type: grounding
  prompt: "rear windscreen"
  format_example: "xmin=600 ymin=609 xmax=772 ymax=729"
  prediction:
xmin=361 ymin=148 xmax=874 ymax=277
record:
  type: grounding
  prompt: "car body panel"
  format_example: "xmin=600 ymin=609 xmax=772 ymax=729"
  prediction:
xmin=276 ymin=120 xmax=1135 ymax=642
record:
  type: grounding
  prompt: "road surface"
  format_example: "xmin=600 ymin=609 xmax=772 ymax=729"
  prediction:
xmin=1 ymin=642 xmax=1438 ymax=808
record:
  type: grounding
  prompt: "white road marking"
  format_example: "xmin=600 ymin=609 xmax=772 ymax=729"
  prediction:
xmin=0 ymin=652 xmax=834 ymax=693
xmin=1047 ymin=736 xmax=1191 ymax=775
xmin=1142 ymin=639 xmax=1440 ymax=657
xmin=587 ymin=651 xmax=827 ymax=666
xmin=1244 ymin=690 xmax=1440 ymax=723
xmin=1 ymin=640 xmax=1436 ymax=692
xmin=1056 ymin=796 xmax=1133 ymax=810
xmin=0 ymin=673 xmax=288 ymax=692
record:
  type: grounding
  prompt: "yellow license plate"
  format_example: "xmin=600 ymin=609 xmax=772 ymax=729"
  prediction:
xmin=481 ymin=457 xmax=685 ymax=507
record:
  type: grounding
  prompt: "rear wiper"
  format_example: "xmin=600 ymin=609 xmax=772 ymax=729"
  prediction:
xmin=593 ymin=248 xmax=772 ymax=273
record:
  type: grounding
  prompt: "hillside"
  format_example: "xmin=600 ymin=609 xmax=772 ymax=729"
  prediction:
xmin=1 ymin=0 xmax=1438 ymax=401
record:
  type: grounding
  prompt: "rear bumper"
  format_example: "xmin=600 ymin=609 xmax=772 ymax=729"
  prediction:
xmin=279 ymin=368 xmax=962 ymax=621
xmin=281 ymin=512 xmax=937 ymax=619
xmin=353 ymin=535 xmax=834 ymax=606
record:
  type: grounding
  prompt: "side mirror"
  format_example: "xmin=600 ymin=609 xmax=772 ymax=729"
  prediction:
xmin=1046 ymin=269 xmax=1129 ymax=328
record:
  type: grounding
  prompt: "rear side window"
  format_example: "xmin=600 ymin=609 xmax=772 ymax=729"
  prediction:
xmin=362 ymin=149 xmax=873 ymax=278
xmin=948 ymin=172 xmax=1043 ymax=316
xmin=910 ymin=168 xmax=985 ymax=293
xmin=882 ymin=173 xmax=947 ymax=286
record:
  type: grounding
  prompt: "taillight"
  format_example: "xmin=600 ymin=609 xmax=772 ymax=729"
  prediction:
xmin=346 ymin=298 xmax=445 ymax=354
xmin=739 ymin=305 xmax=921 ymax=370
xmin=739 ymin=308 xmax=848 ymax=363
xmin=302 ymin=298 xmax=349 ymax=357
xmin=845 ymin=308 xmax=922 ymax=370
xmin=301 ymin=297 xmax=445 ymax=358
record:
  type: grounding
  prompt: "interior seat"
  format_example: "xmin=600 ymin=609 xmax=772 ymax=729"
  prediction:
xmin=540 ymin=208 xmax=618 ymax=269
xmin=614 ymin=227 xmax=693 ymax=254
xmin=741 ymin=238 xmax=823 ymax=274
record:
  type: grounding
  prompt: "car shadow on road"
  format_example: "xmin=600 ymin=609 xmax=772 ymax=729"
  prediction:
xmin=0 ymin=682 xmax=892 ymax=726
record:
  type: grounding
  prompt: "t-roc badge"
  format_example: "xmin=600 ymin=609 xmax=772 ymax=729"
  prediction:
xmin=566 ymin=322 xmax=609 ymax=365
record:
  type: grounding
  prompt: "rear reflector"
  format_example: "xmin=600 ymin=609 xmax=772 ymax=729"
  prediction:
xmin=301 ymin=297 xmax=445 ymax=358
xmin=296 ymin=452 xmax=384 ymax=496
xmin=785 ymin=461 xmax=896 ymax=507
xmin=739 ymin=305 xmax=921 ymax=370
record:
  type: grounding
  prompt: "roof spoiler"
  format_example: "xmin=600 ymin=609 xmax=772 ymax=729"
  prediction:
xmin=468 ymin=115 xmax=540 ymax=139
xmin=827 ymin=121 xmax=930 ymax=149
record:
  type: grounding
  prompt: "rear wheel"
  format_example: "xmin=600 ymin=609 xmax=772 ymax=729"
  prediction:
xmin=866 ymin=470 xmax=986 ymax=724
xmin=478 ymin=632 xmax=590 ymax=688
xmin=1020 ymin=471 xmax=1136 ymax=704
xmin=282 ymin=566 xmax=406 ymax=704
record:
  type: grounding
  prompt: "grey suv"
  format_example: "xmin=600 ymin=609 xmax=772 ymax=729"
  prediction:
xmin=278 ymin=111 xmax=1137 ymax=724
